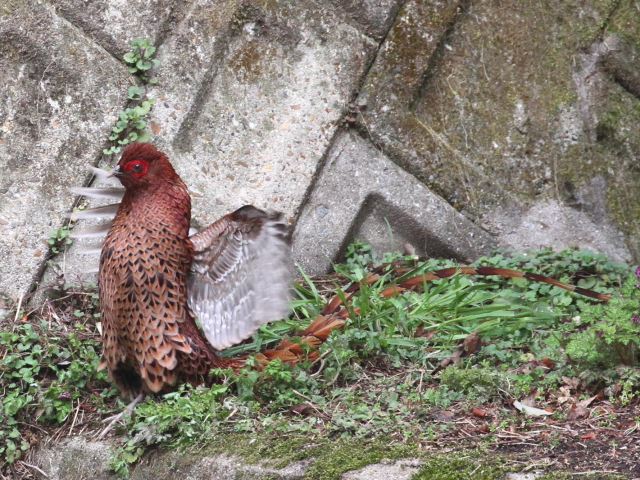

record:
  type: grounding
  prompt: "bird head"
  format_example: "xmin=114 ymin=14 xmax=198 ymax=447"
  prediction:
xmin=107 ymin=143 xmax=176 ymax=190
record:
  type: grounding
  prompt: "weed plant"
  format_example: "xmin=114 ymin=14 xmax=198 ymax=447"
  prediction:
xmin=0 ymin=243 xmax=636 ymax=477
xmin=103 ymin=38 xmax=160 ymax=156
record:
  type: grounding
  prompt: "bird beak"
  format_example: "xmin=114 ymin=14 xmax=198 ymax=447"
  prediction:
xmin=105 ymin=165 xmax=122 ymax=178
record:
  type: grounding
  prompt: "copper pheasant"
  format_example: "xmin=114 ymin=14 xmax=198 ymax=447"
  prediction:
xmin=72 ymin=142 xmax=292 ymax=402
xmin=68 ymin=142 xmax=611 ymax=438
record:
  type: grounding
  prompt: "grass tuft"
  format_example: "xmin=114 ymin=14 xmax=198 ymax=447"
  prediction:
xmin=1 ymin=244 xmax=637 ymax=478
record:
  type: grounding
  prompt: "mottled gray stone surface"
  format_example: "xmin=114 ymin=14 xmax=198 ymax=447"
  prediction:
xmin=340 ymin=458 xmax=422 ymax=480
xmin=356 ymin=0 xmax=640 ymax=260
xmin=1 ymin=0 xmax=638 ymax=304
xmin=293 ymin=130 xmax=497 ymax=273
xmin=0 ymin=0 xmax=129 ymax=300
xmin=34 ymin=436 xmax=312 ymax=479
xmin=33 ymin=436 xmax=544 ymax=479
xmin=483 ymin=199 xmax=631 ymax=263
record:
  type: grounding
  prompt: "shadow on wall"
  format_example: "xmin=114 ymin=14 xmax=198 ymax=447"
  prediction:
xmin=335 ymin=192 xmax=467 ymax=264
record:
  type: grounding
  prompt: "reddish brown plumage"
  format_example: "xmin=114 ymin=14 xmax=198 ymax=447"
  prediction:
xmin=93 ymin=143 xmax=610 ymax=400
xmin=96 ymin=143 xmax=299 ymax=398
xmin=94 ymin=144 xmax=344 ymax=401
xmin=98 ymin=144 xmax=226 ymax=397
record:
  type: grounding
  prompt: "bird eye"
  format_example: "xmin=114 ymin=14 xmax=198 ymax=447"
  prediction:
xmin=122 ymin=159 xmax=149 ymax=177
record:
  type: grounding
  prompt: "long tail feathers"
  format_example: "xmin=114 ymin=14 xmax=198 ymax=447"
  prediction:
xmin=393 ymin=266 xmax=612 ymax=301
xmin=248 ymin=262 xmax=611 ymax=369
xmin=255 ymin=314 xmax=347 ymax=366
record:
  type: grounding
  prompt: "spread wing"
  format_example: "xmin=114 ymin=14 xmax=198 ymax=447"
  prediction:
xmin=187 ymin=206 xmax=292 ymax=350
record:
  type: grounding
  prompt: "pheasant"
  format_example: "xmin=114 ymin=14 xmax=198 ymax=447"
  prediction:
xmin=69 ymin=143 xmax=295 ymax=436
xmin=68 ymin=142 xmax=611 ymax=438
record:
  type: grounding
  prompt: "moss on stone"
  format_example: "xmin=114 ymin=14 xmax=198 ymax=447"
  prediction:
xmin=360 ymin=0 xmax=640 ymax=256
xmin=125 ymin=434 xmax=416 ymax=479
xmin=412 ymin=454 xmax=508 ymax=480
xmin=126 ymin=433 xmax=535 ymax=480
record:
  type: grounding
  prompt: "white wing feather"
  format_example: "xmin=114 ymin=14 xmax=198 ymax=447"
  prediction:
xmin=187 ymin=206 xmax=292 ymax=350
xmin=70 ymin=187 xmax=125 ymax=200
xmin=69 ymin=222 xmax=112 ymax=239
xmin=67 ymin=203 xmax=120 ymax=221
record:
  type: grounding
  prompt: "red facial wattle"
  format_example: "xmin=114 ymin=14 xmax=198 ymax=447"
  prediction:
xmin=122 ymin=159 xmax=150 ymax=178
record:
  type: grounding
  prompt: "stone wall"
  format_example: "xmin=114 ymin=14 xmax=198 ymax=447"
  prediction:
xmin=1 ymin=0 xmax=638 ymax=302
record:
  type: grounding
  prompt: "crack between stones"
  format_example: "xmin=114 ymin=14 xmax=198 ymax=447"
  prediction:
xmin=170 ymin=29 xmax=235 ymax=154
xmin=154 ymin=0 xmax=189 ymax=52
xmin=610 ymin=72 xmax=640 ymax=100
xmin=290 ymin=127 xmax=346 ymax=232
xmin=352 ymin=0 xmax=407 ymax=107
xmin=595 ymin=0 xmax=623 ymax=42
xmin=322 ymin=0 xmax=404 ymax=45
xmin=291 ymin=1 xmax=406 ymax=231
xmin=409 ymin=0 xmax=471 ymax=113
xmin=53 ymin=8 xmax=124 ymax=64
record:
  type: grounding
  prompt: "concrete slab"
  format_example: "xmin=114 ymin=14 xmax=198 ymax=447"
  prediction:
xmin=0 ymin=0 xmax=129 ymax=301
xmin=355 ymin=0 xmax=640 ymax=260
xmin=48 ymin=0 xmax=180 ymax=57
xmin=142 ymin=0 xmax=377 ymax=227
xmin=292 ymin=130 xmax=497 ymax=274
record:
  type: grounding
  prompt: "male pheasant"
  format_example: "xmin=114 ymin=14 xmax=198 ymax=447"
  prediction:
xmin=70 ymin=143 xmax=292 ymax=432
xmin=68 ymin=142 xmax=612 ymax=438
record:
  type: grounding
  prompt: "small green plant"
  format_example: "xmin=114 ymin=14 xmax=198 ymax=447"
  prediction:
xmin=6 ymin=243 xmax=635 ymax=476
xmin=123 ymin=37 xmax=160 ymax=84
xmin=0 ymin=290 xmax=110 ymax=467
xmin=107 ymin=382 xmax=230 ymax=476
xmin=103 ymin=99 xmax=155 ymax=155
xmin=561 ymin=273 xmax=640 ymax=368
xmin=438 ymin=364 xmax=506 ymax=403
xmin=103 ymin=38 xmax=160 ymax=156
xmin=47 ymin=225 xmax=72 ymax=254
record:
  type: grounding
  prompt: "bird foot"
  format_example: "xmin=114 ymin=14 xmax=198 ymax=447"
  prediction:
xmin=96 ymin=393 xmax=145 ymax=440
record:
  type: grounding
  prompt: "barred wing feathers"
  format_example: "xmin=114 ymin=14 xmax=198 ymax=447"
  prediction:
xmin=188 ymin=206 xmax=292 ymax=350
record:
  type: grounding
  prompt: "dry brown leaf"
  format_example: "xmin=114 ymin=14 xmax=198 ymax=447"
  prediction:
xmin=561 ymin=376 xmax=581 ymax=390
xmin=577 ymin=394 xmax=598 ymax=409
xmin=380 ymin=285 xmax=405 ymax=297
xmin=471 ymin=407 xmax=488 ymax=417
xmin=567 ymin=403 xmax=589 ymax=421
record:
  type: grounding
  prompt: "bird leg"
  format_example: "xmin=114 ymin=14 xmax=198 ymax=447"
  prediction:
xmin=96 ymin=392 xmax=145 ymax=440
